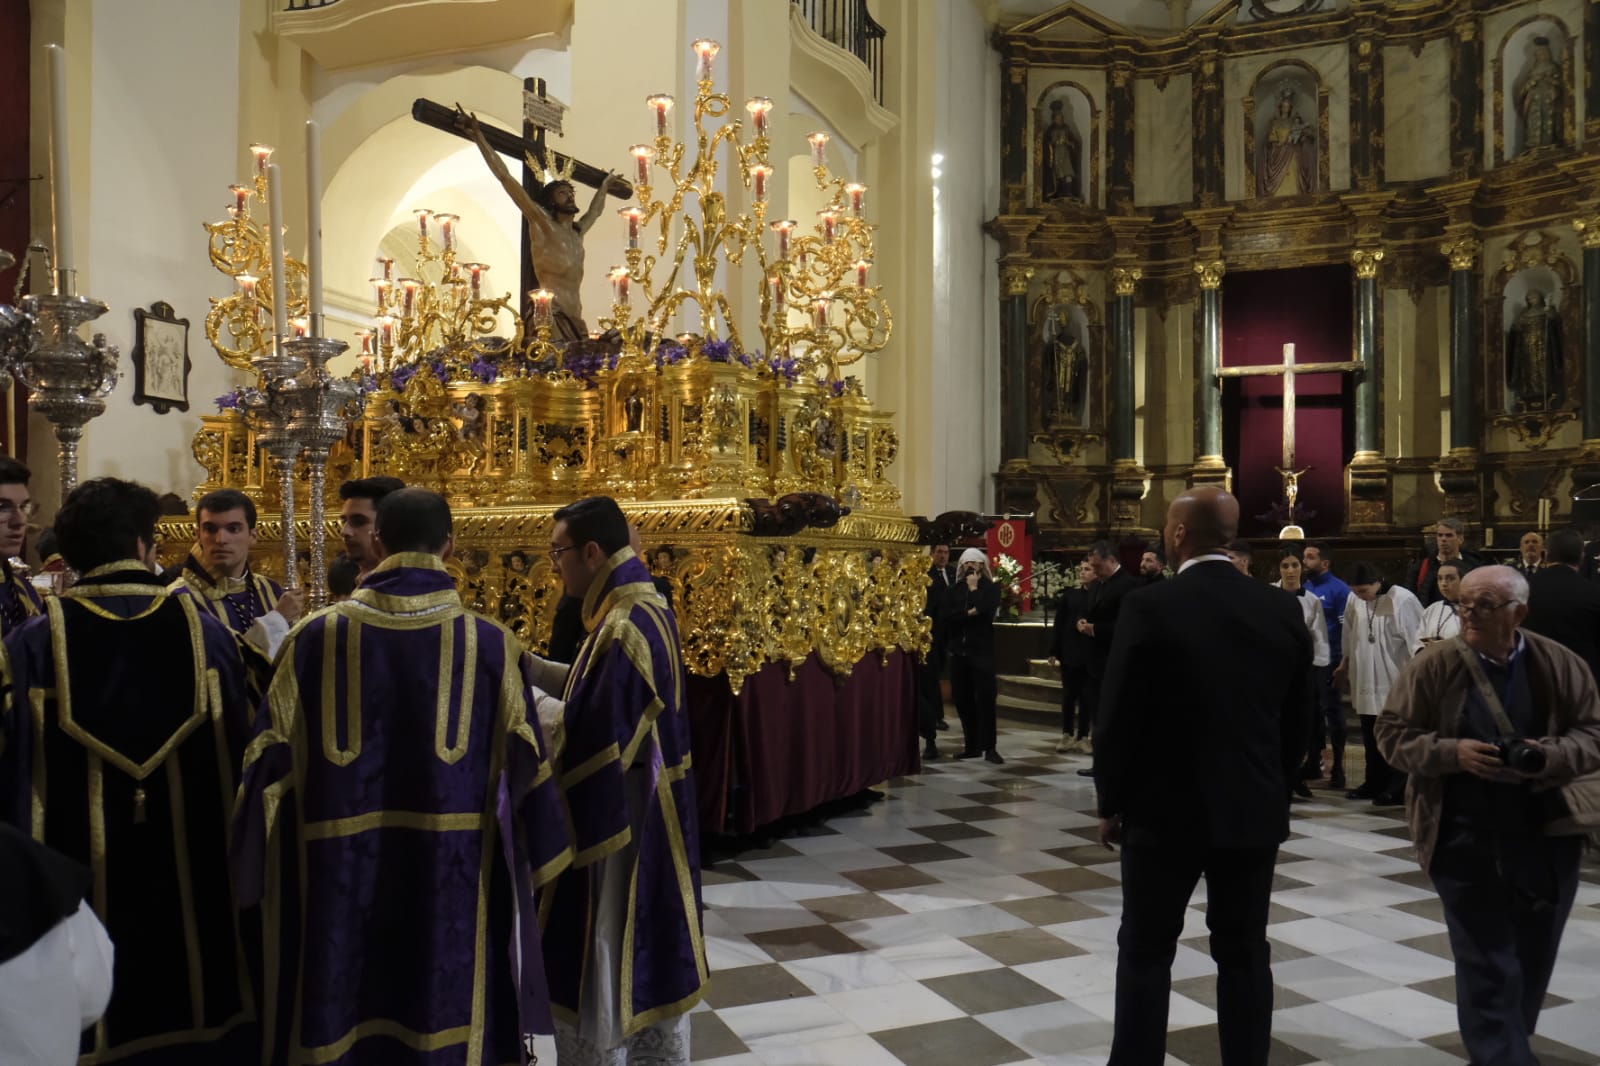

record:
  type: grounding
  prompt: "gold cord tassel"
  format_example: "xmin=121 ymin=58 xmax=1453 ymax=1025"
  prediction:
xmin=133 ymin=787 xmax=147 ymax=824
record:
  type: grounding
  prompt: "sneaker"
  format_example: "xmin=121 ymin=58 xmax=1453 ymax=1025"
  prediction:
xmin=984 ymin=749 xmax=1004 ymax=765
xmin=1055 ymin=734 xmax=1075 ymax=754
xmin=1079 ymin=735 xmax=1093 ymax=755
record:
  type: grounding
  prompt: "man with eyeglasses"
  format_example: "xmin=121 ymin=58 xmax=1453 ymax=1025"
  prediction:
xmin=0 ymin=457 xmax=43 ymax=634
xmin=521 ymin=495 xmax=706 ymax=1065
xmin=1377 ymin=565 xmax=1600 ymax=1065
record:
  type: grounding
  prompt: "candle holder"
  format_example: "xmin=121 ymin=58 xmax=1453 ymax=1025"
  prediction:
xmin=282 ymin=335 xmax=360 ymax=609
xmin=14 ymin=281 xmax=119 ymax=502
xmin=239 ymin=339 xmax=309 ymax=591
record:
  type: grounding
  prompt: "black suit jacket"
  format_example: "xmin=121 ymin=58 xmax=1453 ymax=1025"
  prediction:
xmin=924 ymin=564 xmax=957 ymax=665
xmin=942 ymin=575 xmax=1000 ymax=668
xmin=1084 ymin=568 xmax=1139 ymax=677
xmin=1523 ymin=566 xmax=1600 ymax=684
xmin=1050 ymin=585 xmax=1093 ymax=669
xmin=1093 ymin=559 xmax=1313 ymax=848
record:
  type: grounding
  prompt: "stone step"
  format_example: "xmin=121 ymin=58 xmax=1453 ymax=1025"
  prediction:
xmin=997 ymin=672 xmax=1061 ymax=705
xmin=996 ymin=693 xmax=1060 ymax=729
xmin=1027 ymin=657 xmax=1060 ymax=681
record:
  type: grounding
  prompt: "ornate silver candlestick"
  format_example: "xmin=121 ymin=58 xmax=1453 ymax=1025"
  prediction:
xmin=282 ymin=335 xmax=358 ymax=609
xmin=15 ymin=272 xmax=119 ymax=502
xmin=242 ymin=341 xmax=308 ymax=591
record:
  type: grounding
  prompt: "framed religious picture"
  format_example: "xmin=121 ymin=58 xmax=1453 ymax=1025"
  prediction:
xmin=132 ymin=300 xmax=191 ymax=414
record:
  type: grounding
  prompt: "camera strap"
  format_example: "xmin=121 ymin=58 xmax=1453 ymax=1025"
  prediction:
xmin=1452 ymin=636 xmax=1519 ymax=739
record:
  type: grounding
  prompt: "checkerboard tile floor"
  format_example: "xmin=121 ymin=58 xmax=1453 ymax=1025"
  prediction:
xmin=682 ymin=722 xmax=1600 ymax=1066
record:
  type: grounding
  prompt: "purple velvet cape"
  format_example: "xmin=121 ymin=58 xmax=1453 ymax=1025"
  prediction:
xmin=170 ymin=549 xmax=283 ymax=636
xmin=0 ymin=562 xmax=261 ymax=1064
xmin=539 ymin=550 xmax=709 ymax=1035
xmin=230 ymin=554 xmax=573 ymax=1066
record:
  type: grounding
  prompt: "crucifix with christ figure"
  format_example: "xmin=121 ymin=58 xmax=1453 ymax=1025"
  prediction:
xmin=1217 ymin=342 xmax=1363 ymax=536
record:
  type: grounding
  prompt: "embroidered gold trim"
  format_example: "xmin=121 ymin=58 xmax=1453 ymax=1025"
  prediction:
xmin=165 ymin=757 xmax=207 ymax=1027
xmin=303 ymin=810 xmax=483 ymax=840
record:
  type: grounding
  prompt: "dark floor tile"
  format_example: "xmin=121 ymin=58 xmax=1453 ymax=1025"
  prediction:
xmin=1383 ymin=867 xmax=1435 ymax=889
xmin=996 ymin=764 xmax=1055 ymax=777
xmin=1045 ymin=844 xmax=1122 ymax=865
xmin=745 ymin=923 xmax=865 ymax=961
xmin=1271 ymin=872 xmax=1312 ymax=891
xmin=1399 ymin=931 xmax=1458 ymax=960
xmin=921 ymin=967 xmax=1062 ymax=1015
xmin=799 ymin=891 xmax=907 ymax=923
xmin=1171 ymin=975 xmax=1311 ymax=1011
xmin=962 ymin=790 xmax=1040 ymax=805
xmin=936 ymin=805 xmax=1021 ymax=823
xmin=731 ymin=840 xmax=806 ymax=861
xmin=842 ymin=864 xmax=941 ymax=891
xmin=702 ymin=862 xmax=759 ymax=885
xmin=702 ymin=962 xmax=814 ymax=1008
xmin=1021 ymin=866 xmax=1119 ymax=893
xmin=871 ymin=1016 xmax=1030 ymax=1066
xmin=993 ymin=894 xmax=1106 ymax=927
xmin=689 ymin=1010 xmax=749 ymax=1060
xmin=912 ymin=822 xmax=995 ymax=843
xmin=1426 ymin=1030 xmax=1593 ymax=1066
xmin=886 ymin=776 xmax=926 ymax=788
xmin=976 ymin=776 xmax=1048 ymax=790
xmin=961 ymin=928 xmax=1088 ymax=965
xmin=1165 ymin=1025 xmax=1318 ymax=1066
xmin=1392 ymin=897 xmax=1450 ymax=922
xmin=1408 ymin=973 xmax=1568 ymax=1010
xmin=879 ymin=842 xmax=970 ymax=864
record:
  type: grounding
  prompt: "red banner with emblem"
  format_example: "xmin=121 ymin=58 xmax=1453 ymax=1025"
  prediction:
xmin=984 ymin=518 xmax=1033 ymax=611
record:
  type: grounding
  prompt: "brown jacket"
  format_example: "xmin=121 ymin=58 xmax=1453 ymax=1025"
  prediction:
xmin=1375 ymin=630 xmax=1600 ymax=872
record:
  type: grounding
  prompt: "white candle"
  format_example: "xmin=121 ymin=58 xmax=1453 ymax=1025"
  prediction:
xmin=266 ymin=162 xmax=290 ymax=342
xmin=46 ymin=44 xmax=74 ymax=276
xmin=305 ymin=119 xmax=323 ymax=331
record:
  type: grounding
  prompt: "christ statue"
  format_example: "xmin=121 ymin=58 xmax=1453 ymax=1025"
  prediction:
xmin=457 ymin=107 xmax=622 ymax=340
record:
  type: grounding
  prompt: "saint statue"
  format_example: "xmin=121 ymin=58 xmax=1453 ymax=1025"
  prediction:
xmin=1506 ymin=288 xmax=1564 ymax=411
xmin=1039 ymin=99 xmax=1082 ymax=203
xmin=458 ymin=107 xmax=622 ymax=341
xmin=1043 ymin=306 xmax=1087 ymax=424
xmin=624 ymin=383 xmax=646 ymax=433
xmin=1518 ymin=36 xmax=1562 ymax=153
xmin=1256 ymin=88 xmax=1315 ymax=198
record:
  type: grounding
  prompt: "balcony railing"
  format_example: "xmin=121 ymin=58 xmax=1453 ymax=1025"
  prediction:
xmin=791 ymin=0 xmax=886 ymax=105
xmin=285 ymin=0 xmax=340 ymax=9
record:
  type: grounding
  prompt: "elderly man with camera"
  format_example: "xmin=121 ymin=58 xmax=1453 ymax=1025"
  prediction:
xmin=1377 ymin=564 xmax=1600 ymax=1066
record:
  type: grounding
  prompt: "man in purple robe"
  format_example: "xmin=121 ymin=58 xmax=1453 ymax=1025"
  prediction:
xmin=0 ymin=458 xmax=43 ymax=634
xmin=167 ymin=487 xmax=302 ymax=656
xmin=0 ymin=477 xmax=260 ymax=1063
xmin=231 ymin=487 xmax=574 ymax=1066
xmin=527 ymin=495 xmax=707 ymax=1064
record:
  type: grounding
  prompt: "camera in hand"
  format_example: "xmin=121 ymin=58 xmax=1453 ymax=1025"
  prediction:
xmin=1497 ymin=737 xmax=1547 ymax=775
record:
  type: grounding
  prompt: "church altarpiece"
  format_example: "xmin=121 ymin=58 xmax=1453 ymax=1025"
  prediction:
xmin=991 ymin=0 xmax=1600 ymax=561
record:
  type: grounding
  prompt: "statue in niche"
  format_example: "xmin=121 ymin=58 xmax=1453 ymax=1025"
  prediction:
xmin=1039 ymin=99 xmax=1082 ymax=202
xmin=1518 ymin=37 xmax=1563 ymax=153
xmin=624 ymin=384 xmax=646 ymax=433
xmin=1042 ymin=306 xmax=1087 ymax=424
xmin=1256 ymin=88 xmax=1315 ymax=198
xmin=1506 ymin=289 xmax=1564 ymax=411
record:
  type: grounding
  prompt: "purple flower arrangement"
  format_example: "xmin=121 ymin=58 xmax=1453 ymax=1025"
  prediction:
xmin=213 ymin=386 xmax=264 ymax=412
xmin=764 ymin=355 xmax=800 ymax=384
xmin=467 ymin=356 xmax=499 ymax=384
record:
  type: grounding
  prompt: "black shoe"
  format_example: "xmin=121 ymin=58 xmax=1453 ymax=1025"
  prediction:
xmin=1371 ymin=792 xmax=1404 ymax=807
xmin=984 ymin=749 xmax=1004 ymax=765
xmin=1076 ymin=767 xmax=1095 ymax=777
xmin=1346 ymin=783 xmax=1380 ymax=801
xmin=1328 ymin=771 xmax=1346 ymax=791
xmin=923 ymin=741 xmax=939 ymax=761
xmin=1293 ymin=781 xmax=1313 ymax=799
xmin=1299 ymin=762 xmax=1323 ymax=781
xmin=935 ymin=719 xmax=950 ymax=731
xmin=954 ymin=749 xmax=979 ymax=760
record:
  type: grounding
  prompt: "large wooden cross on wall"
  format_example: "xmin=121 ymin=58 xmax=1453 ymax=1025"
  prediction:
xmin=1217 ymin=342 xmax=1363 ymax=475
xmin=410 ymin=78 xmax=631 ymax=310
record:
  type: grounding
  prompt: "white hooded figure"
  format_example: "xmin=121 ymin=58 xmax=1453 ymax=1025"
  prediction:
xmin=945 ymin=547 xmax=1004 ymax=763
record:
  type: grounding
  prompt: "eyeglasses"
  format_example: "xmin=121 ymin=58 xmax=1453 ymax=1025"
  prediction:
xmin=548 ymin=544 xmax=576 ymax=562
xmin=1454 ymin=600 xmax=1514 ymax=618
xmin=0 ymin=500 xmax=37 ymax=522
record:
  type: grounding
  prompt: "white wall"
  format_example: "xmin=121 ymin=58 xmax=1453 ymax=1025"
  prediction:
xmin=930 ymin=0 xmax=1000 ymax=514
xmin=79 ymin=0 xmax=245 ymax=496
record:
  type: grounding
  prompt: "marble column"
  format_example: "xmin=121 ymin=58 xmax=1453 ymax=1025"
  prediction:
xmin=1192 ymin=36 xmax=1224 ymax=206
xmin=1000 ymin=59 xmax=1028 ymax=212
xmin=1441 ymin=234 xmax=1481 ymax=451
xmin=1107 ymin=54 xmax=1135 ymax=210
xmin=1351 ymin=247 xmax=1385 ymax=456
xmin=1574 ymin=213 xmax=1600 ymax=443
xmin=1587 ymin=1 xmax=1600 ymax=144
xmin=999 ymin=264 xmax=1034 ymax=467
xmin=1109 ymin=267 xmax=1141 ymax=461
xmin=1192 ymin=259 xmax=1229 ymax=485
xmin=1449 ymin=13 xmax=1483 ymax=176
xmin=1349 ymin=10 xmax=1384 ymax=189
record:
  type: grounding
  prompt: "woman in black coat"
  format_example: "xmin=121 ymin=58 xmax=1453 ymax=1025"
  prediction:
xmin=944 ymin=547 xmax=1003 ymax=763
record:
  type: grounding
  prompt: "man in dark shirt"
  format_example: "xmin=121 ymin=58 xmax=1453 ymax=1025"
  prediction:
xmin=1075 ymin=541 xmax=1139 ymax=777
xmin=1523 ymin=528 xmax=1600 ymax=683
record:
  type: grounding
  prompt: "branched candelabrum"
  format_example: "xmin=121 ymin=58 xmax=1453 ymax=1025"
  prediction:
xmin=769 ymin=137 xmax=890 ymax=382
xmin=365 ymin=211 xmax=520 ymax=375
xmin=282 ymin=335 xmax=360 ymax=608
xmin=613 ymin=43 xmax=775 ymax=354
xmin=1 ymin=244 xmax=120 ymax=503
xmin=240 ymin=340 xmax=308 ymax=592
xmin=204 ymin=148 xmax=309 ymax=373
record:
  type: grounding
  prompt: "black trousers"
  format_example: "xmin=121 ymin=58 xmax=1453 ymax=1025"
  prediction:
xmin=916 ymin=653 xmax=943 ymax=742
xmin=1430 ymin=825 xmax=1582 ymax=1065
xmin=948 ymin=654 xmax=997 ymax=753
xmin=1304 ymin=665 xmax=1342 ymax=772
xmin=1359 ymin=715 xmax=1399 ymax=793
xmin=1059 ymin=663 xmax=1090 ymax=737
xmin=1110 ymin=827 xmax=1278 ymax=1066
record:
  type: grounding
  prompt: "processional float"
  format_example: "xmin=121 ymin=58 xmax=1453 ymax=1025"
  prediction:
xmin=182 ymin=40 xmax=931 ymax=696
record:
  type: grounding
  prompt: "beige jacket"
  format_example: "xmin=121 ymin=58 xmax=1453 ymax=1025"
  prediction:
xmin=1374 ymin=629 xmax=1600 ymax=872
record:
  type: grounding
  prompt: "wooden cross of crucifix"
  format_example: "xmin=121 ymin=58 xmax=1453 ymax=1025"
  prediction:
xmin=1217 ymin=342 xmax=1363 ymax=525
xmin=411 ymin=78 xmax=632 ymax=304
